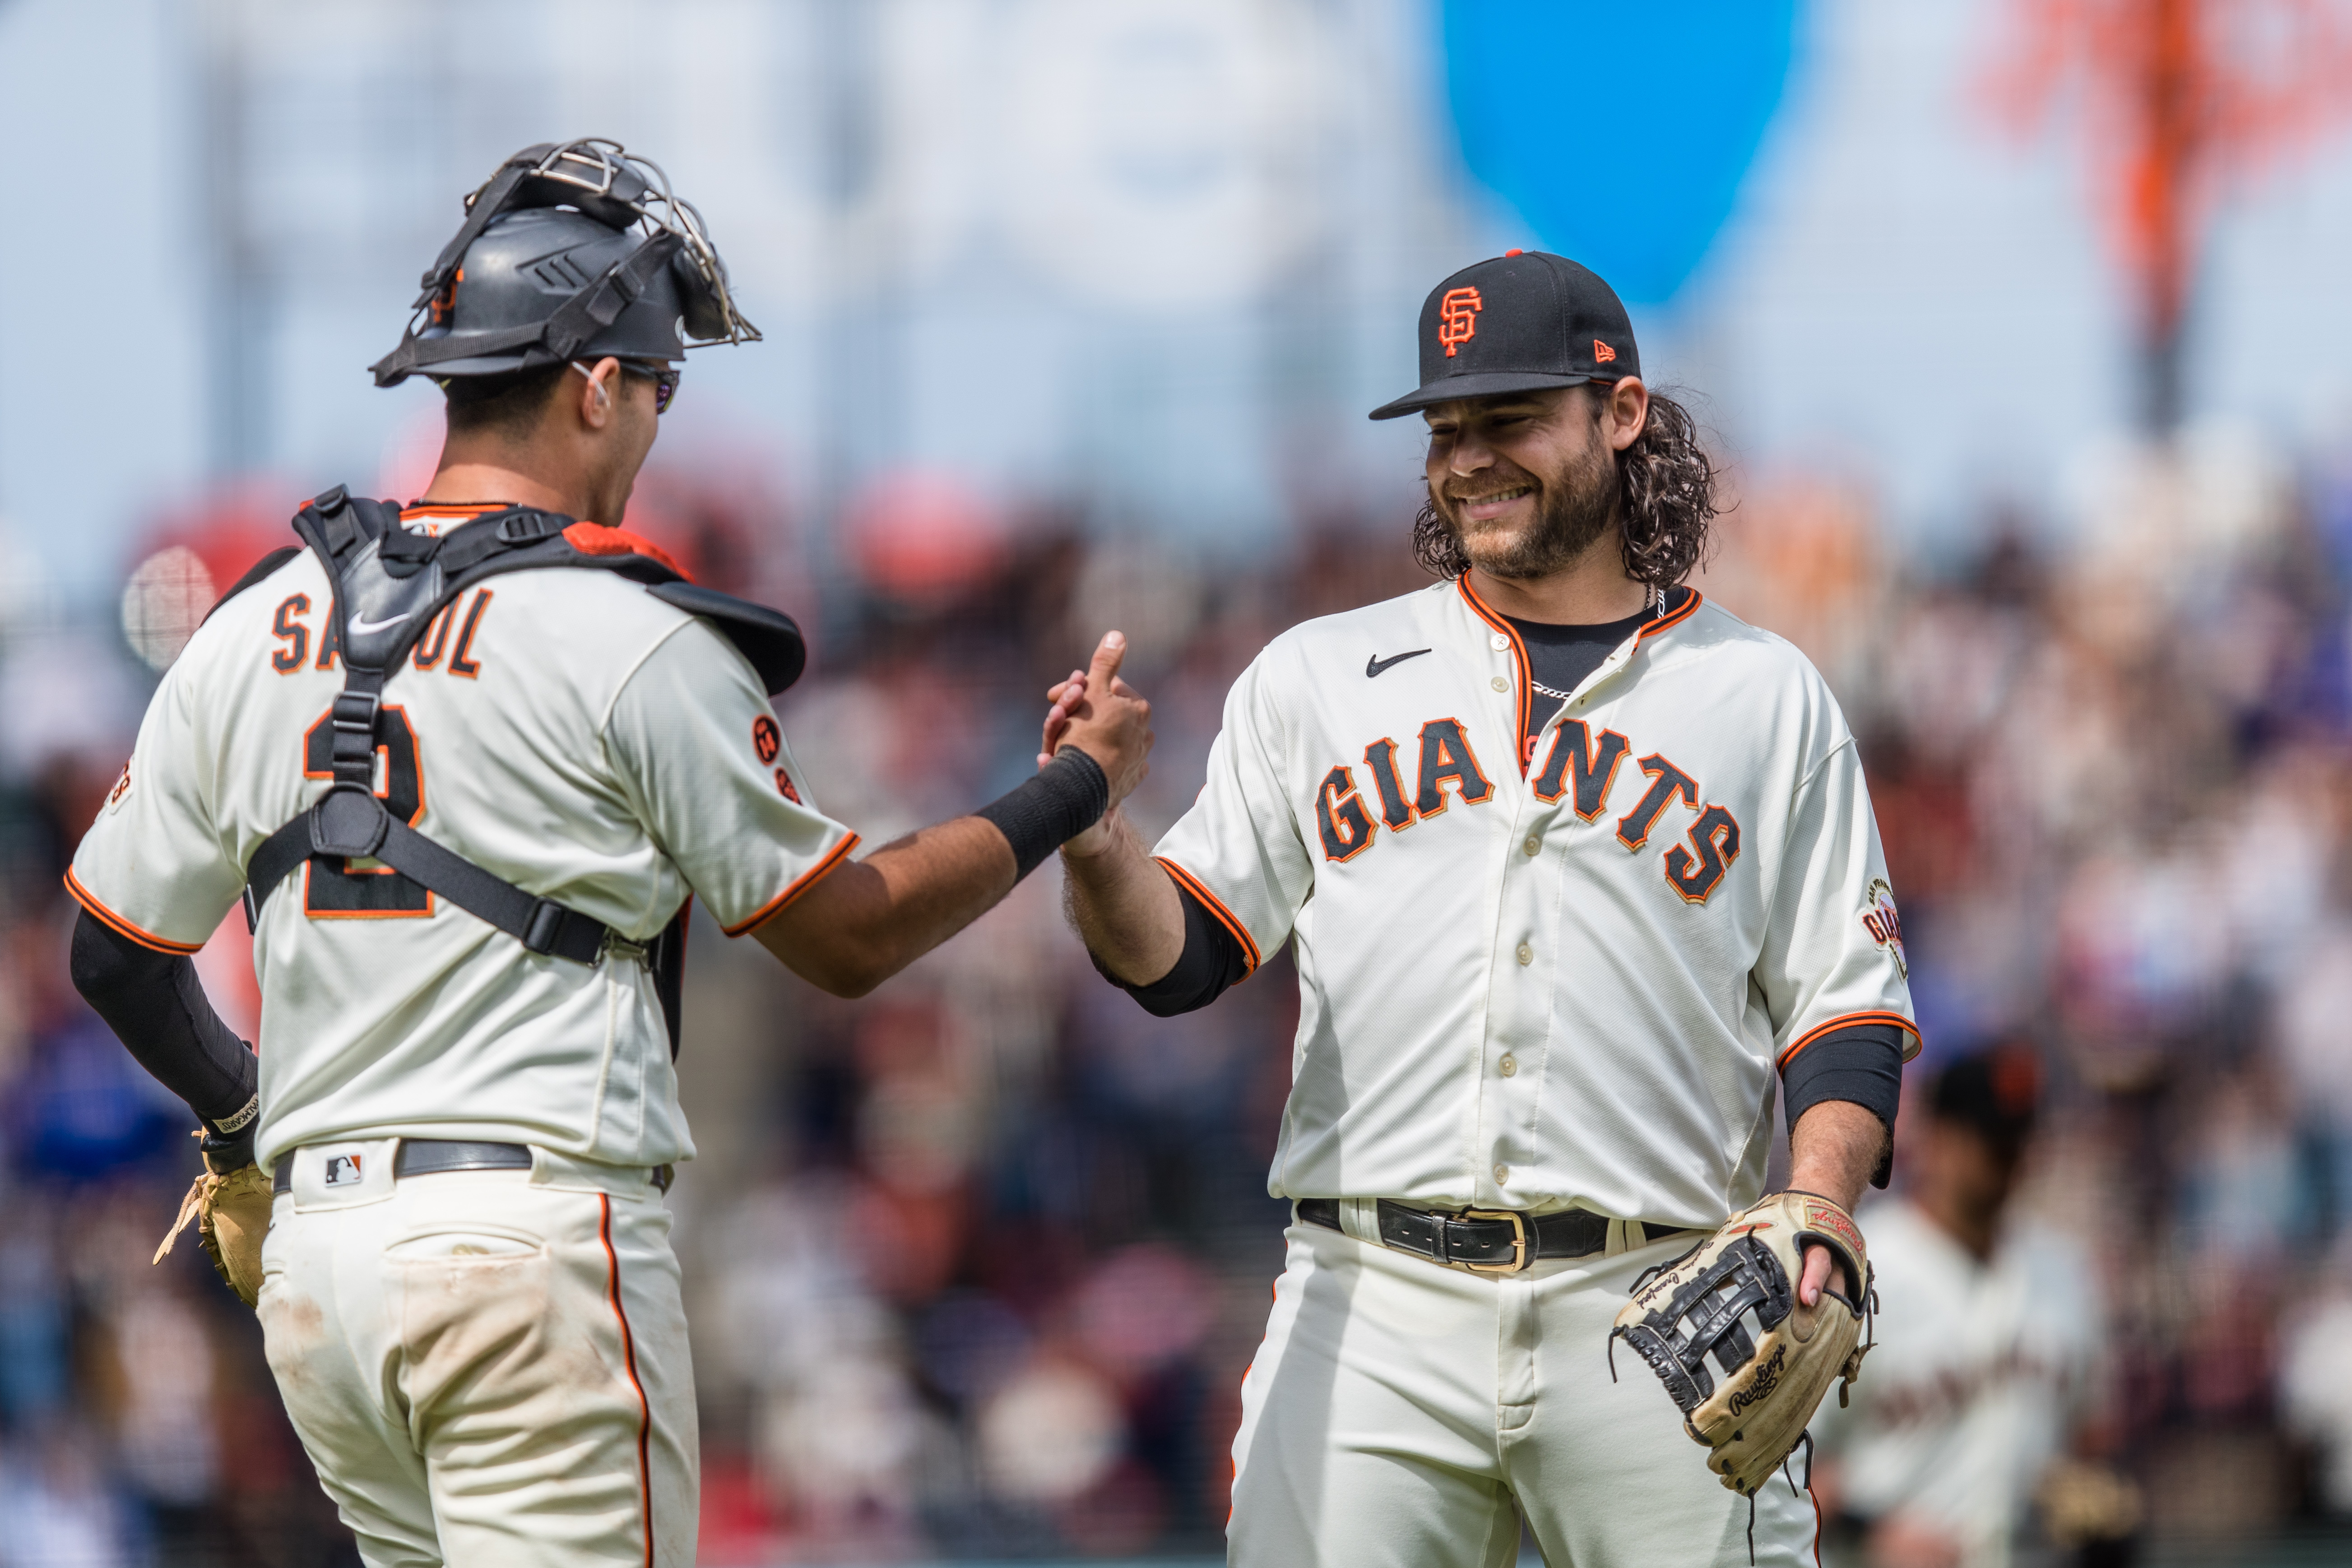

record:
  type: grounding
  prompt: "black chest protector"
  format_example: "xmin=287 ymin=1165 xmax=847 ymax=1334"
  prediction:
xmin=238 ymin=487 xmax=806 ymax=1057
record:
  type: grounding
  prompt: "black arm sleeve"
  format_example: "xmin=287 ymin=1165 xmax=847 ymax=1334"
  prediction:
xmin=1094 ymin=881 xmax=1251 ymax=1017
xmin=1781 ymin=1024 xmax=1906 ymax=1189
xmin=69 ymin=909 xmax=259 ymax=1135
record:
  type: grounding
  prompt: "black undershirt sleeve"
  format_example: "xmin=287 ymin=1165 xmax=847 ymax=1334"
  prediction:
xmin=69 ymin=909 xmax=260 ymax=1139
xmin=1781 ymin=1023 xmax=1907 ymax=1188
xmin=1095 ymin=881 xmax=1251 ymax=1017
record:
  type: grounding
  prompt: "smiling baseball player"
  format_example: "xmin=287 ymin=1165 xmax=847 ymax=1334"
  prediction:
xmin=65 ymin=140 xmax=1150 ymax=1568
xmin=1054 ymin=251 xmax=1917 ymax=1565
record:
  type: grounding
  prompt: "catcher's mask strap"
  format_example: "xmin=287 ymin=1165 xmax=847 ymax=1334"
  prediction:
xmin=374 ymin=139 xmax=759 ymax=387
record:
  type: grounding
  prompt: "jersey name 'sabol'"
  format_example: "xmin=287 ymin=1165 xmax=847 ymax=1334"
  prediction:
xmin=268 ymin=588 xmax=497 ymax=679
xmin=1150 ymin=578 xmax=1918 ymax=1229
xmin=67 ymin=516 xmax=858 ymax=1174
xmin=258 ymin=589 xmax=500 ymax=918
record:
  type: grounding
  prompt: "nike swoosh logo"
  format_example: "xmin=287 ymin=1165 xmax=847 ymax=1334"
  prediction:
xmin=347 ymin=611 xmax=414 ymax=635
xmin=1365 ymin=649 xmax=1432 ymax=678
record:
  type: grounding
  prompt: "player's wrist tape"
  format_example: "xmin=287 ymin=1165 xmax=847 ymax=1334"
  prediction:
xmin=976 ymin=748 xmax=1109 ymax=880
xmin=207 ymin=1089 xmax=260 ymax=1138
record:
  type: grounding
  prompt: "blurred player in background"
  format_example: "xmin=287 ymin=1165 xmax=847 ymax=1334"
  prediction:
xmin=1813 ymin=1047 xmax=2135 ymax=1567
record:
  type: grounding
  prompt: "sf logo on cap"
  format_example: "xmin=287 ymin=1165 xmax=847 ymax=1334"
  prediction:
xmin=1438 ymin=287 xmax=1483 ymax=357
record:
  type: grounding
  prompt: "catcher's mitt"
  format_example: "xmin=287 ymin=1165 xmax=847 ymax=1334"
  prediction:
xmin=155 ymin=1130 xmax=273 ymax=1307
xmin=1610 ymin=1190 xmax=1874 ymax=1499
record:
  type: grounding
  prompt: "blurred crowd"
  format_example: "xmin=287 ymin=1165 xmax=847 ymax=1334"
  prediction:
xmin=10 ymin=418 xmax=2352 ymax=1562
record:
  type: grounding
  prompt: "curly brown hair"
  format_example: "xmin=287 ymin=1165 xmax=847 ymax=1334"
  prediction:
xmin=1411 ymin=388 xmax=1719 ymax=588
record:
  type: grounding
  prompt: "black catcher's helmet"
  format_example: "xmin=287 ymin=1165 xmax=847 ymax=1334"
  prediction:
xmin=371 ymin=139 xmax=759 ymax=386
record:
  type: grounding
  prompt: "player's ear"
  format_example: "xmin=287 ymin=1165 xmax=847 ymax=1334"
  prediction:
xmin=575 ymin=357 xmax=620 ymax=431
xmin=1601 ymin=376 xmax=1647 ymax=452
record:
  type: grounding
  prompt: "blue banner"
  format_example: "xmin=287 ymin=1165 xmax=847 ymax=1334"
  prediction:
xmin=1443 ymin=0 xmax=1799 ymax=305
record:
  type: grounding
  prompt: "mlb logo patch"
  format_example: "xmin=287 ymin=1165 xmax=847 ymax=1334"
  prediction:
xmin=324 ymin=1154 xmax=365 ymax=1187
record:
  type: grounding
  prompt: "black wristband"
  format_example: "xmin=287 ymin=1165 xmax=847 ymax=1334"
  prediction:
xmin=975 ymin=748 xmax=1110 ymax=881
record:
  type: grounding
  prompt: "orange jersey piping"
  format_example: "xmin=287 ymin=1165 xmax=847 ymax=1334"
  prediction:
xmin=1453 ymin=577 xmax=1533 ymax=776
xmin=398 ymin=501 xmax=508 ymax=521
xmin=1154 ymin=856 xmax=1262 ymax=974
xmin=1637 ymin=587 xmax=1703 ymax=642
xmin=598 ymin=1194 xmax=656 ymax=1568
xmin=723 ymin=832 xmax=862 ymax=937
xmin=63 ymin=869 xmax=204 ymax=955
xmin=1777 ymin=1009 xmax=1919 ymax=1070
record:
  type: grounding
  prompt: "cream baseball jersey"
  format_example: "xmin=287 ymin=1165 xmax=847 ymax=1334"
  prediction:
xmin=1152 ymin=577 xmax=1918 ymax=1228
xmin=1812 ymin=1201 xmax=2101 ymax=1559
xmin=69 ymin=520 xmax=856 ymax=1172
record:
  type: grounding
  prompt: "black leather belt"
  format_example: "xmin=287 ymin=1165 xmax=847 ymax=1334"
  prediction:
xmin=1296 ymin=1197 xmax=1673 ymax=1273
xmin=273 ymin=1138 xmax=536 ymax=1195
xmin=271 ymin=1139 xmax=675 ymax=1196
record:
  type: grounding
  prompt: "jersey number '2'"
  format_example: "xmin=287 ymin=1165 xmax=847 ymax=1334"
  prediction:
xmin=301 ymin=705 xmax=429 ymax=917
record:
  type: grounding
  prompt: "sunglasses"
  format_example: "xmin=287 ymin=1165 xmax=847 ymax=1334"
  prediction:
xmin=574 ymin=359 xmax=682 ymax=415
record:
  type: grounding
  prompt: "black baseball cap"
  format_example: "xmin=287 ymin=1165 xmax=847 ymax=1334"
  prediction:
xmin=1369 ymin=251 xmax=1640 ymax=421
xmin=1929 ymin=1045 xmax=2041 ymax=1160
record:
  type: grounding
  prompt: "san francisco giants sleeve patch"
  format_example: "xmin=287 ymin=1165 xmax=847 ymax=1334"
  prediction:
xmin=1861 ymin=878 xmax=1907 ymax=979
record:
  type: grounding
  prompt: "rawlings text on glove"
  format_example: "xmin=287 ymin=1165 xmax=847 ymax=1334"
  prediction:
xmin=1609 ymin=1190 xmax=1875 ymax=1497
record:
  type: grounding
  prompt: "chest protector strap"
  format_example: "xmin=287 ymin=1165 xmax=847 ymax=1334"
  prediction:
xmin=240 ymin=487 xmax=805 ymax=1052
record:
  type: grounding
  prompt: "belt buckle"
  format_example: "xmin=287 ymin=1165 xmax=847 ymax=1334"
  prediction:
xmin=1454 ymin=1207 xmax=1530 ymax=1274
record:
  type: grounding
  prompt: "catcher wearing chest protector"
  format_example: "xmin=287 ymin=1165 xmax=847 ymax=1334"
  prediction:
xmin=1046 ymin=252 xmax=1916 ymax=1566
xmin=68 ymin=139 xmax=1151 ymax=1568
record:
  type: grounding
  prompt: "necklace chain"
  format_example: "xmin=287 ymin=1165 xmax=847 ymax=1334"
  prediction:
xmin=1520 ymin=586 xmax=1665 ymax=705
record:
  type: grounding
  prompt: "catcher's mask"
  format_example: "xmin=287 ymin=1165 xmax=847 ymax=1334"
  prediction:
xmin=371 ymin=139 xmax=759 ymax=387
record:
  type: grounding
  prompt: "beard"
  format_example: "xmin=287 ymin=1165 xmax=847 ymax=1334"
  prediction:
xmin=1434 ymin=435 xmax=1619 ymax=581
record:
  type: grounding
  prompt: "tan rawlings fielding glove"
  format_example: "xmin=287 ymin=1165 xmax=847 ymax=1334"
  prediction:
xmin=155 ymin=1129 xmax=273 ymax=1307
xmin=1610 ymin=1190 xmax=1874 ymax=1498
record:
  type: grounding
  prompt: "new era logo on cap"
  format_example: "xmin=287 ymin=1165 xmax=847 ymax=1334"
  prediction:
xmin=1370 ymin=251 xmax=1641 ymax=421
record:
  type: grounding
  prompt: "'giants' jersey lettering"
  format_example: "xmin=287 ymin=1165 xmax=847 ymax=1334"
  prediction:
xmin=1318 ymin=717 xmax=1742 ymax=905
xmin=1150 ymin=576 xmax=1917 ymax=1226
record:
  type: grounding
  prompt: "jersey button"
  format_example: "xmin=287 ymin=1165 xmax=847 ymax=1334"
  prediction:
xmin=1522 ymin=834 xmax=1540 ymax=856
xmin=1490 ymin=676 xmax=1509 ymax=693
xmin=1489 ymin=633 xmax=1511 ymax=652
xmin=1499 ymin=1054 xmax=1518 ymax=1077
xmin=1516 ymin=942 xmax=1533 ymax=965
xmin=1494 ymin=1164 xmax=1511 ymax=1184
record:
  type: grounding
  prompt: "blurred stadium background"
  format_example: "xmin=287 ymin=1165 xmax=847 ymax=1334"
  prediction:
xmin=8 ymin=0 xmax=2352 ymax=1563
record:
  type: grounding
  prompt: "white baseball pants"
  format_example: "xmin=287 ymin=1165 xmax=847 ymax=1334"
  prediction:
xmin=254 ymin=1143 xmax=697 ymax=1568
xmin=1229 ymin=1218 xmax=1820 ymax=1567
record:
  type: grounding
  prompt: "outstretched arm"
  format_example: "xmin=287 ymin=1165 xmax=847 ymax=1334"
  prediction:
xmin=755 ymin=816 xmax=1021 ymax=996
xmin=757 ymin=632 xmax=1152 ymax=997
xmin=1059 ymin=807 xmax=1186 ymax=986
